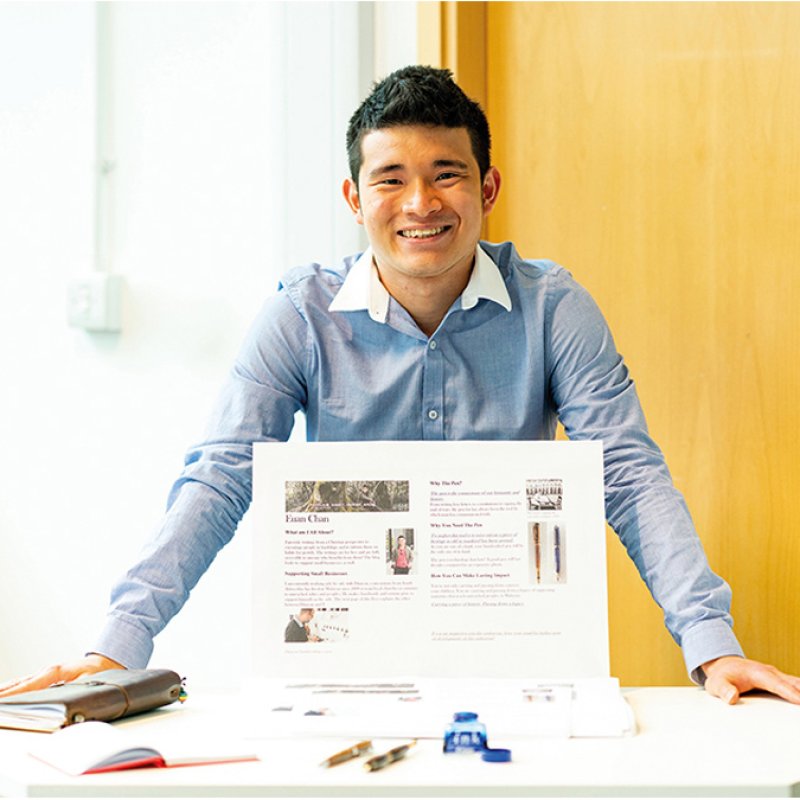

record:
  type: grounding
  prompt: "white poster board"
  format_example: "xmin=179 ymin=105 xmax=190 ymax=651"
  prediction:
xmin=251 ymin=440 xmax=609 ymax=681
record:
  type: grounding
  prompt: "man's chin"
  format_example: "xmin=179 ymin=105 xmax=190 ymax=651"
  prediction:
xmin=376 ymin=250 xmax=475 ymax=283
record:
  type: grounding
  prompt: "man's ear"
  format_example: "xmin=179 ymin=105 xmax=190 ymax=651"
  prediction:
xmin=342 ymin=178 xmax=363 ymax=224
xmin=481 ymin=166 xmax=502 ymax=215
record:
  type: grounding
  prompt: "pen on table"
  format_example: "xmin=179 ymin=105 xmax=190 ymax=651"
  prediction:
xmin=363 ymin=740 xmax=417 ymax=772
xmin=319 ymin=740 xmax=373 ymax=768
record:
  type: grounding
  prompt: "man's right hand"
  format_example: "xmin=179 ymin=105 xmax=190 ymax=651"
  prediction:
xmin=0 ymin=654 xmax=124 ymax=698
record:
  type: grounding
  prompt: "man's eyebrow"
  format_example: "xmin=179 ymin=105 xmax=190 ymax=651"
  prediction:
xmin=433 ymin=159 xmax=470 ymax=170
xmin=367 ymin=163 xmax=403 ymax=180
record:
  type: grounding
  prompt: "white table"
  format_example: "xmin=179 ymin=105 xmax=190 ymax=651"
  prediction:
xmin=1 ymin=687 xmax=799 ymax=797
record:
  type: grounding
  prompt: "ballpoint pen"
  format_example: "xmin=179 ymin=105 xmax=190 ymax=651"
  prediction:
xmin=319 ymin=740 xmax=373 ymax=768
xmin=363 ymin=740 xmax=417 ymax=772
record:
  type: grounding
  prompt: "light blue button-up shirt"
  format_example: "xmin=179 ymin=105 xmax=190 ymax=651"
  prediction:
xmin=94 ymin=241 xmax=744 ymax=679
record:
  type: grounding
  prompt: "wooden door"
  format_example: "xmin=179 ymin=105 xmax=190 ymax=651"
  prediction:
xmin=433 ymin=2 xmax=800 ymax=684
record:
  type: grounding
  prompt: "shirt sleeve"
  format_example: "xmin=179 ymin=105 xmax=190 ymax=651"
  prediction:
xmin=92 ymin=290 xmax=309 ymax=668
xmin=545 ymin=269 xmax=744 ymax=682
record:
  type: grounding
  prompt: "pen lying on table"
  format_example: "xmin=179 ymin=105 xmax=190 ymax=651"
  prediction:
xmin=319 ymin=740 xmax=373 ymax=768
xmin=364 ymin=740 xmax=417 ymax=772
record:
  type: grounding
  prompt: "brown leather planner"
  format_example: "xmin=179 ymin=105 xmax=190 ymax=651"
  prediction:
xmin=0 ymin=669 xmax=183 ymax=732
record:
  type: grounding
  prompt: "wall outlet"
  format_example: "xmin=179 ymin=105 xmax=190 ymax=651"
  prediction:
xmin=67 ymin=274 xmax=124 ymax=332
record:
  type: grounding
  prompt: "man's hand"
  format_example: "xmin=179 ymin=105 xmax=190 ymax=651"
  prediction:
xmin=702 ymin=656 xmax=800 ymax=705
xmin=0 ymin=654 xmax=124 ymax=698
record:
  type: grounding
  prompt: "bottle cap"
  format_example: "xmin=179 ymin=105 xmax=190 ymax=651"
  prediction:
xmin=481 ymin=747 xmax=512 ymax=763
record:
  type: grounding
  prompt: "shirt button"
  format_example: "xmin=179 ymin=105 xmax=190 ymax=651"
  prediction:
xmin=429 ymin=340 xmax=437 ymax=350
xmin=428 ymin=409 xmax=439 ymax=421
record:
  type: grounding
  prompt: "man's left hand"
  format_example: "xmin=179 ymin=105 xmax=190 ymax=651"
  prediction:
xmin=702 ymin=656 xmax=800 ymax=704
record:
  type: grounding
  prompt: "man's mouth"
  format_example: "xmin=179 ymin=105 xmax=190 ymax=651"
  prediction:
xmin=398 ymin=226 xmax=450 ymax=239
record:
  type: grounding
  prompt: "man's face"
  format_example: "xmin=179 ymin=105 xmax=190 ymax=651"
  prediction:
xmin=299 ymin=610 xmax=314 ymax=623
xmin=342 ymin=125 xmax=500 ymax=293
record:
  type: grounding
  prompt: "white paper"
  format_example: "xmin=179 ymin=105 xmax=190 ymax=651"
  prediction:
xmin=256 ymin=676 xmax=577 ymax=738
xmin=252 ymin=440 xmax=607 ymax=679
xmin=249 ymin=441 xmax=632 ymax=738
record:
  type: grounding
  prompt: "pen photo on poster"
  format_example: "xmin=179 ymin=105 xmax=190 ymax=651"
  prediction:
xmin=528 ymin=522 xmax=567 ymax=585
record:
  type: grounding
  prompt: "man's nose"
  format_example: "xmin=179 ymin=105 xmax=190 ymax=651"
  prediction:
xmin=403 ymin=180 xmax=442 ymax=216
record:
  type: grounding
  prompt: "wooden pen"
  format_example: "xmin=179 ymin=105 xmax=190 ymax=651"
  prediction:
xmin=319 ymin=740 xmax=373 ymax=768
xmin=363 ymin=740 xmax=417 ymax=772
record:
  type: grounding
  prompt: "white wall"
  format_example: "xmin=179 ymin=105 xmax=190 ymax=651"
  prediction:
xmin=0 ymin=0 xmax=416 ymax=690
xmin=374 ymin=1 xmax=420 ymax=80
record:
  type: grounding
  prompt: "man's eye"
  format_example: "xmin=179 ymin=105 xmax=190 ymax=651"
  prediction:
xmin=436 ymin=172 xmax=461 ymax=181
xmin=380 ymin=178 xmax=402 ymax=185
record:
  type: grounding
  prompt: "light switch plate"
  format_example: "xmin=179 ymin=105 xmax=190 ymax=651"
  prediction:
xmin=67 ymin=274 xmax=123 ymax=332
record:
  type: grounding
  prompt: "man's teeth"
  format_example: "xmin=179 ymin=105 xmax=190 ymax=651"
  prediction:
xmin=400 ymin=227 xmax=446 ymax=239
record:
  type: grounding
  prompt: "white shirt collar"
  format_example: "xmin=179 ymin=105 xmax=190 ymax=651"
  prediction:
xmin=328 ymin=244 xmax=512 ymax=323
xmin=328 ymin=247 xmax=391 ymax=323
xmin=461 ymin=245 xmax=513 ymax=312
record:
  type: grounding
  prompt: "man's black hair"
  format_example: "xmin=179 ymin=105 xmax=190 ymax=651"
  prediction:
xmin=346 ymin=65 xmax=491 ymax=185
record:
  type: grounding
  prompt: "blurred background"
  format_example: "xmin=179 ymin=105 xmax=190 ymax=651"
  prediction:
xmin=1 ymin=2 xmax=797 ymax=689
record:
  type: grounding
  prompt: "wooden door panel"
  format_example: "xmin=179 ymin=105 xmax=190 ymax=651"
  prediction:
xmin=485 ymin=2 xmax=800 ymax=684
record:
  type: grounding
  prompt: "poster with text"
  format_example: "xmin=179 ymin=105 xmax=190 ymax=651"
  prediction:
xmin=251 ymin=440 xmax=608 ymax=680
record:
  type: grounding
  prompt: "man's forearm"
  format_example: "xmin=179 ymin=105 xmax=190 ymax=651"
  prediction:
xmin=94 ymin=459 xmax=251 ymax=668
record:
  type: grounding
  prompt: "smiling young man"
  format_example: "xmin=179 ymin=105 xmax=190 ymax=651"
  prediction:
xmin=341 ymin=124 xmax=500 ymax=335
xmin=1 ymin=66 xmax=799 ymax=705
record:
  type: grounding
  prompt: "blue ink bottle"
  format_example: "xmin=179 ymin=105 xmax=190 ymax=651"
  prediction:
xmin=443 ymin=712 xmax=488 ymax=753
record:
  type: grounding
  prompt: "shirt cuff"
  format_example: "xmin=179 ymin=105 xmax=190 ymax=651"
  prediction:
xmin=681 ymin=618 xmax=745 ymax=685
xmin=90 ymin=614 xmax=155 ymax=670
